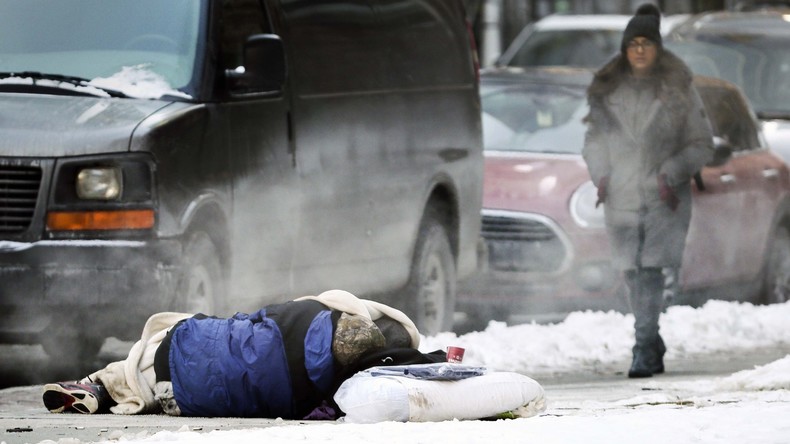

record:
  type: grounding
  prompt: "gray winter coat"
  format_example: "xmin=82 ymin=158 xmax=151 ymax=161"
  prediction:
xmin=583 ymin=51 xmax=714 ymax=271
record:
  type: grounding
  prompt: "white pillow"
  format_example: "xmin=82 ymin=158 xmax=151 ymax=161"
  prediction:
xmin=334 ymin=370 xmax=546 ymax=423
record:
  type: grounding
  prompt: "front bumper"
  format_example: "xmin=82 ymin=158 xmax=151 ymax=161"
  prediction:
xmin=0 ymin=238 xmax=182 ymax=343
xmin=458 ymin=260 xmax=625 ymax=323
xmin=457 ymin=209 xmax=625 ymax=323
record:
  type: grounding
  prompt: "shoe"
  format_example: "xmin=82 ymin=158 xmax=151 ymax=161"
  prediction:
xmin=628 ymin=364 xmax=653 ymax=378
xmin=42 ymin=381 xmax=113 ymax=414
xmin=652 ymin=336 xmax=666 ymax=374
xmin=628 ymin=347 xmax=661 ymax=378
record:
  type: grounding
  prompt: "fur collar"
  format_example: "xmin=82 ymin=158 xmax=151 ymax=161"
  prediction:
xmin=587 ymin=49 xmax=693 ymax=102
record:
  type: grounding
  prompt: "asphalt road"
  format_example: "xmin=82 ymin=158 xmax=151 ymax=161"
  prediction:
xmin=1 ymin=341 xmax=788 ymax=444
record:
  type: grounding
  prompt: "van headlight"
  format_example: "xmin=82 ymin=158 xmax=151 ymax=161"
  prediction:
xmin=76 ymin=167 xmax=122 ymax=200
xmin=570 ymin=180 xmax=605 ymax=229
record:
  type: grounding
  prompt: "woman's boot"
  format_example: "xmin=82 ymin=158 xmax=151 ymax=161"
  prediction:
xmin=626 ymin=268 xmax=665 ymax=378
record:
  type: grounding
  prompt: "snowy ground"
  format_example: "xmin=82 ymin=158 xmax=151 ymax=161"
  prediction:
xmin=13 ymin=300 xmax=790 ymax=444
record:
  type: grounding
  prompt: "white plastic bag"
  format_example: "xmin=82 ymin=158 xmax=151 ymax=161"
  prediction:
xmin=334 ymin=370 xmax=546 ymax=423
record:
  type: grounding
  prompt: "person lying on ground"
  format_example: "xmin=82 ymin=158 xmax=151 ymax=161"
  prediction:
xmin=42 ymin=289 xmax=445 ymax=419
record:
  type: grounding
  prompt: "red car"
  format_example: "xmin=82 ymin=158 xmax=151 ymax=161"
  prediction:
xmin=457 ymin=67 xmax=790 ymax=330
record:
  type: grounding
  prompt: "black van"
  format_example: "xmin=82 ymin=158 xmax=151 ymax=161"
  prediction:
xmin=0 ymin=0 xmax=482 ymax=370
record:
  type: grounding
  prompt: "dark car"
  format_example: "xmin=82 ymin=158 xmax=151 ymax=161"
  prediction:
xmin=0 ymin=0 xmax=483 ymax=372
xmin=665 ymin=9 xmax=790 ymax=164
xmin=457 ymin=67 xmax=790 ymax=330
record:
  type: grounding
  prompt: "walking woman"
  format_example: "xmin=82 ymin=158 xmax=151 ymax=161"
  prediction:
xmin=582 ymin=4 xmax=714 ymax=377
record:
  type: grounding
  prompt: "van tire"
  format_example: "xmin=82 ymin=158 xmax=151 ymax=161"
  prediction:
xmin=176 ymin=231 xmax=225 ymax=316
xmin=407 ymin=210 xmax=456 ymax=336
xmin=41 ymin=329 xmax=103 ymax=380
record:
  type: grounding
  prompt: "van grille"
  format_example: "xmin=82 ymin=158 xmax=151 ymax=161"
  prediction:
xmin=0 ymin=165 xmax=42 ymax=234
xmin=481 ymin=213 xmax=566 ymax=272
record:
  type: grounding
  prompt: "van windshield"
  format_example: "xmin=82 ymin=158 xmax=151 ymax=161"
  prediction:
xmin=0 ymin=0 xmax=201 ymax=99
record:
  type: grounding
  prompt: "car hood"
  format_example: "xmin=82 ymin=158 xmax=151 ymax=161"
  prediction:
xmin=483 ymin=151 xmax=591 ymax=221
xmin=0 ymin=93 xmax=173 ymax=156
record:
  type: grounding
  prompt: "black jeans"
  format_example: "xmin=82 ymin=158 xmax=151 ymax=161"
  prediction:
xmin=625 ymin=267 xmax=665 ymax=356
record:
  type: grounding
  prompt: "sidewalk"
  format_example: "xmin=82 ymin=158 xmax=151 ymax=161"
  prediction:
xmin=2 ymin=347 xmax=787 ymax=444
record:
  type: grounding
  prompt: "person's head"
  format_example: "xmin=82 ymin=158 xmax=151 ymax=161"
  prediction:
xmin=621 ymin=3 xmax=662 ymax=77
xmin=332 ymin=312 xmax=387 ymax=366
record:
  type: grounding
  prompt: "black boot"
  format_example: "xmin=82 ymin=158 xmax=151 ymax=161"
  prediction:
xmin=652 ymin=334 xmax=666 ymax=374
xmin=625 ymin=268 xmax=665 ymax=378
xmin=628 ymin=337 xmax=665 ymax=377
xmin=628 ymin=345 xmax=657 ymax=378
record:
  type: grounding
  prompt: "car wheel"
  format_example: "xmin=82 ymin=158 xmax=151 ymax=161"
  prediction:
xmin=763 ymin=224 xmax=790 ymax=304
xmin=407 ymin=210 xmax=456 ymax=336
xmin=176 ymin=231 xmax=224 ymax=315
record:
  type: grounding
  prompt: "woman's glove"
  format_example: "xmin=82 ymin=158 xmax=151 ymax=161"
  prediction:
xmin=658 ymin=174 xmax=679 ymax=211
xmin=596 ymin=177 xmax=608 ymax=208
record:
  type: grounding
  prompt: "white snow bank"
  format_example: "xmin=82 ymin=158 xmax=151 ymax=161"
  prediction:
xmin=420 ymin=300 xmax=790 ymax=376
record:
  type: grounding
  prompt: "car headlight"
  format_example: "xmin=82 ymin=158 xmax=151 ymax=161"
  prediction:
xmin=76 ymin=167 xmax=122 ymax=200
xmin=570 ymin=180 xmax=605 ymax=229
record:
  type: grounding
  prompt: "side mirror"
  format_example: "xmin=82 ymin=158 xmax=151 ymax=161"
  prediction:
xmin=225 ymin=34 xmax=286 ymax=94
xmin=707 ymin=136 xmax=733 ymax=167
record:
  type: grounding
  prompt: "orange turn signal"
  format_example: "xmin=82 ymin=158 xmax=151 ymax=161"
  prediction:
xmin=46 ymin=209 xmax=155 ymax=231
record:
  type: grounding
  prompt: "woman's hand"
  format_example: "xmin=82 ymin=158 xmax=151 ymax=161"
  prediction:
xmin=658 ymin=174 xmax=679 ymax=211
xmin=596 ymin=177 xmax=608 ymax=208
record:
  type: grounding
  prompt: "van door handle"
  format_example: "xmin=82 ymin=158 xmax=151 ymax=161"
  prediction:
xmin=720 ymin=173 xmax=736 ymax=184
xmin=762 ymin=168 xmax=779 ymax=179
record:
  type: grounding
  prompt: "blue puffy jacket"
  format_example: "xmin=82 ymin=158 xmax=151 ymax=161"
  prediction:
xmin=168 ymin=300 xmax=336 ymax=418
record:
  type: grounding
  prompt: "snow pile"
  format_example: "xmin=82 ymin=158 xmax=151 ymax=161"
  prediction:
xmin=427 ymin=310 xmax=634 ymax=375
xmin=90 ymin=65 xmax=191 ymax=100
xmin=420 ymin=300 xmax=790 ymax=376
xmin=712 ymin=355 xmax=790 ymax=392
xmin=662 ymin=300 xmax=790 ymax=355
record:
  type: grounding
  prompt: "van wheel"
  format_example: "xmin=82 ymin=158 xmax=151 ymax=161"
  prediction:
xmin=763 ymin=224 xmax=790 ymax=304
xmin=407 ymin=211 xmax=456 ymax=336
xmin=41 ymin=328 xmax=103 ymax=380
xmin=176 ymin=231 xmax=224 ymax=315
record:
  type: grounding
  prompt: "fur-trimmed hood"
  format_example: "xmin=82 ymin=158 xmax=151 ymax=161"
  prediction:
xmin=584 ymin=49 xmax=696 ymax=161
xmin=587 ymin=49 xmax=693 ymax=102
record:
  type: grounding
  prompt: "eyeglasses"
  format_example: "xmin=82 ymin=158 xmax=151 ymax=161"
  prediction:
xmin=627 ymin=40 xmax=656 ymax=51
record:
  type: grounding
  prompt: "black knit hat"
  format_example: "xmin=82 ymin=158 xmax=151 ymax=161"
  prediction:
xmin=621 ymin=4 xmax=662 ymax=53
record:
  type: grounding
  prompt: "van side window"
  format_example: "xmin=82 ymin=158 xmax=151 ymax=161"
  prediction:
xmin=280 ymin=0 xmax=472 ymax=94
xmin=219 ymin=0 xmax=272 ymax=72
xmin=376 ymin=0 xmax=473 ymax=87
xmin=280 ymin=0 xmax=378 ymax=94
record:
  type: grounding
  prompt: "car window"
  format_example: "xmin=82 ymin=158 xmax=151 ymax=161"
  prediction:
xmin=666 ymin=34 xmax=790 ymax=117
xmin=696 ymin=82 xmax=760 ymax=152
xmin=506 ymin=30 xmax=622 ymax=68
xmin=481 ymin=84 xmax=587 ymax=153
